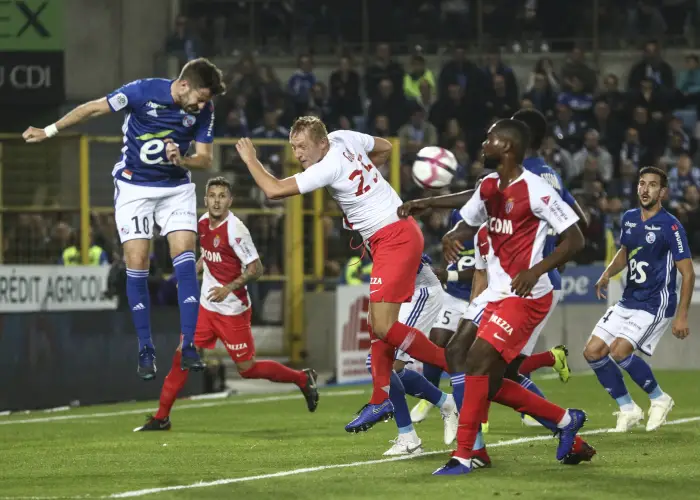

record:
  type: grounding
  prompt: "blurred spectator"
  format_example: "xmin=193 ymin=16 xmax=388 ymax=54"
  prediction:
xmin=308 ymin=82 xmax=334 ymax=124
xmin=542 ymin=134 xmax=576 ymax=181
xmin=561 ymin=47 xmax=598 ymax=93
xmin=367 ymin=78 xmax=407 ymax=135
xmin=599 ymin=73 xmax=627 ymax=121
xmin=256 ymin=64 xmax=287 ymax=120
xmin=659 ymin=131 xmax=690 ymax=171
xmin=523 ymin=71 xmax=557 ymax=119
xmin=551 ymin=103 xmax=584 ymax=154
xmin=678 ymin=54 xmax=700 ymax=114
xmin=483 ymin=53 xmax=519 ymax=104
xmin=627 ymin=77 xmax=669 ymax=121
xmin=668 ymin=153 xmax=700 ymax=210
xmin=441 ymin=119 xmax=465 ymax=148
xmin=364 ymin=43 xmax=404 ymax=101
xmin=667 ymin=115 xmax=691 ymax=151
xmin=59 ymin=229 xmax=108 ymax=266
xmin=219 ymin=108 xmax=249 ymax=138
xmin=608 ymin=159 xmax=639 ymax=211
xmin=415 ymin=79 xmax=436 ymax=112
xmin=403 ymin=55 xmax=436 ymax=100
xmin=370 ymin=114 xmax=391 ymax=137
xmin=252 ymin=110 xmax=289 ymax=140
xmin=573 ymin=129 xmax=614 ymax=182
xmin=429 ymin=83 xmax=469 ymax=136
xmin=590 ymin=100 xmax=623 ymax=153
xmin=329 ymin=56 xmax=362 ymax=122
xmin=675 ymin=185 xmax=700 ymax=248
xmin=619 ymin=127 xmax=646 ymax=171
xmin=626 ymin=2 xmax=667 ymax=43
xmin=438 ymin=47 xmax=484 ymax=98
xmin=398 ymin=103 xmax=439 ymax=157
xmin=288 ymin=54 xmax=317 ymax=116
xmin=485 ymin=74 xmax=519 ymax=122
xmin=557 ymin=75 xmax=594 ymax=123
xmin=627 ymin=40 xmax=674 ymax=91
xmin=531 ymin=57 xmax=561 ymax=93
xmin=572 ymin=191 xmax=606 ymax=264
xmin=441 ymin=0 xmax=472 ymax=40
xmin=630 ymin=106 xmax=665 ymax=159
xmin=166 ymin=15 xmax=199 ymax=66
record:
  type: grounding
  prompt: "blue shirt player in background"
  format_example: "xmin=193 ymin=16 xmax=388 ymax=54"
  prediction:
xmin=584 ymin=166 xmax=695 ymax=433
xmin=23 ymin=58 xmax=227 ymax=380
xmin=410 ymin=209 xmax=476 ymax=424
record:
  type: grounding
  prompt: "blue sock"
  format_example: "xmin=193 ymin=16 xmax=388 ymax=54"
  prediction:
xmin=126 ymin=268 xmax=152 ymax=351
xmin=618 ymin=354 xmax=663 ymax=399
xmin=588 ymin=356 xmax=632 ymax=407
xmin=397 ymin=368 xmax=444 ymax=406
xmin=474 ymin=427 xmax=485 ymax=451
xmin=390 ymin=371 xmax=413 ymax=433
xmin=173 ymin=251 xmax=199 ymax=346
xmin=451 ymin=373 xmax=465 ymax=411
xmin=517 ymin=375 xmax=558 ymax=433
xmin=423 ymin=363 xmax=443 ymax=388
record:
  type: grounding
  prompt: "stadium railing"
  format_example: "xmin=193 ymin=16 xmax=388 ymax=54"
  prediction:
xmin=0 ymin=134 xmax=401 ymax=364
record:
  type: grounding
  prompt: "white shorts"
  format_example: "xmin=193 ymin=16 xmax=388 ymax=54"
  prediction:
xmin=521 ymin=289 xmax=562 ymax=356
xmin=395 ymin=285 xmax=443 ymax=363
xmin=464 ymin=289 xmax=562 ymax=356
xmin=114 ymin=180 xmax=197 ymax=243
xmin=590 ymin=303 xmax=671 ymax=356
xmin=433 ymin=290 xmax=469 ymax=332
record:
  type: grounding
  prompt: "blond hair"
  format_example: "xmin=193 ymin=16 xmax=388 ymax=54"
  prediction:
xmin=289 ymin=116 xmax=328 ymax=143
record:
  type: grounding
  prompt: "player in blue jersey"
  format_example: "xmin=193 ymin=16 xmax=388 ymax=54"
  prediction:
xmin=23 ymin=58 xmax=227 ymax=379
xmin=584 ymin=166 xmax=694 ymax=432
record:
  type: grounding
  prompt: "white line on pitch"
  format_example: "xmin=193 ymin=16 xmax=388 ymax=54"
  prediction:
xmin=0 ymin=390 xmax=365 ymax=426
xmin=103 ymin=415 xmax=700 ymax=499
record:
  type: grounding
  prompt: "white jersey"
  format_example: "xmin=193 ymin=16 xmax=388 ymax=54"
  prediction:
xmin=198 ymin=212 xmax=260 ymax=316
xmin=294 ymin=130 xmax=403 ymax=240
xmin=415 ymin=261 xmax=441 ymax=289
xmin=460 ymin=170 xmax=578 ymax=301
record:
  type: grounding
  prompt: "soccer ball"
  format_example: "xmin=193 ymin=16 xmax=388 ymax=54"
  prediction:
xmin=412 ymin=146 xmax=458 ymax=189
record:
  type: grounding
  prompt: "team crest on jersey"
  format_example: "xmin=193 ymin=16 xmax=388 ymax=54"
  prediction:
xmin=182 ymin=115 xmax=196 ymax=127
xmin=646 ymin=232 xmax=656 ymax=244
xmin=505 ymin=198 xmax=514 ymax=214
xmin=213 ymin=235 xmax=221 ymax=248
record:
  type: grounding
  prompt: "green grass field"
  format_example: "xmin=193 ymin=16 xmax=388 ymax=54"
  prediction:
xmin=1 ymin=370 xmax=699 ymax=499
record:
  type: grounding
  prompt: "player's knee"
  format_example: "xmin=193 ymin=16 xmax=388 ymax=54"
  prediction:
xmin=583 ymin=339 xmax=609 ymax=362
xmin=236 ymin=358 xmax=255 ymax=375
xmin=393 ymin=360 xmax=406 ymax=372
xmin=445 ymin=334 xmax=468 ymax=372
xmin=465 ymin=341 xmax=496 ymax=375
xmin=123 ymin=245 xmax=150 ymax=270
xmin=429 ymin=328 xmax=453 ymax=347
xmin=167 ymin=230 xmax=197 ymax=257
xmin=609 ymin=339 xmax=634 ymax=363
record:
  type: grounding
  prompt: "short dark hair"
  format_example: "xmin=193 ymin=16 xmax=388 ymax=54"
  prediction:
xmin=205 ymin=176 xmax=233 ymax=194
xmin=179 ymin=58 xmax=226 ymax=96
xmin=512 ymin=109 xmax=547 ymax=150
xmin=639 ymin=166 xmax=668 ymax=188
xmin=491 ymin=119 xmax=530 ymax=164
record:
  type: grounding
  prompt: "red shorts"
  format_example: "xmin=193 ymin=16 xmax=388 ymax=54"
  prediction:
xmin=367 ymin=217 xmax=424 ymax=303
xmin=194 ymin=306 xmax=255 ymax=362
xmin=476 ymin=293 xmax=553 ymax=363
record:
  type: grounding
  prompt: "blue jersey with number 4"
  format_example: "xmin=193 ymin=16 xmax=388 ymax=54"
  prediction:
xmin=445 ymin=210 xmax=475 ymax=302
xmin=522 ymin=156 xmax=577 ymax=291
xmin=106 ymin=78 xmax=215 ymax=187
xmin=619 ymin=208 xmax=690 ymax=318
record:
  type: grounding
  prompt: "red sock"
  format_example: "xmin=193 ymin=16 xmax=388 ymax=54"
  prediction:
xmin=239 ymin=360 xmax=307 ymax=387
xmin=369 ymin=337 xmax=394 ymax=404
xmin=155 ymin=350 xmax=189 ymax=420
xmin=492 ymin=378 xmax=566 ymax=424
xmin=519 ymin=351 xmax=555 ymax=374
xmin=454 ymin=375 xmax=490 ymax=460
xmin=384 ymin=321 xmax=448 ymax=372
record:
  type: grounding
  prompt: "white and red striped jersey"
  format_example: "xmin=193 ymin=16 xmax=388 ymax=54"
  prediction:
xmin=460 ymin=170 xmax=578 ymax=301
xmin=198 ymin=212 xmax=260 ymax=316
xmin=294 ymin=130 xmax=403 ymax=240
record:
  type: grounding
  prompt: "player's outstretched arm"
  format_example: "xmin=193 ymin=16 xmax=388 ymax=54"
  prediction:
xmin=673 ymin=258 xmax=694 ymax=339
xmin=23 ymin=98 xmax=112 ymax=143
xmin=398 ymin=189 xmax=475 ymax=218
xmin=236 ymin=138 xmax=300 ymax=200
xmin=368 ymin=137 xmax=393 ymax=167
xmin=442 ymin=220 xmax=474 ymax=263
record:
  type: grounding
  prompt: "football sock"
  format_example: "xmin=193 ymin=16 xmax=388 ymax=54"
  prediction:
xmin=588 ymin=356 xmax=633 ymax=409
xmin=396 ymin=368 xmax=444 ymax=406
xmin=389 ymin=371 xmax=414 ymax=434
xmin=126 ymin=268 xmax=152 ymax=351
xmin=422 ymin=363 xmax=443 ymax=388
xmin=155 ymin=350 xmax=188 ymax=419
xmin=173 ymin=251 xmax=199 ymax=346
xmin=239 ymin=360 xmax=307 ymax=387
xmin=492 ymin=378 xmax=567 ymax=427
xmin=518 ymin=375 xmax=558 ymax=433
xmin=518 ymin=351 xmax=555 ymax=374
xmin=617 ymin=354 xmax=664 ymax=400
xmin=384 ymin=321 xmax=449 ymax=371
xmin=369 ymin=337 xmax=394 ymax=404
xmin=454 ymin=375 xmax=489 ymax=459
xmin=451 ymin=373 xmax=465 ymax=411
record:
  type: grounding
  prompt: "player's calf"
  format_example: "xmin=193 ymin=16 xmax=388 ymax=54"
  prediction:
xmin=236 ymin=358 xmax=319 ymax=412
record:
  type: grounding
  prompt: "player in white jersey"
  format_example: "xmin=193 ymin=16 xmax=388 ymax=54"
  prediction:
xmin=235 ymin=117 xmax=449 ymax=432
xmin=22 ymin=59 xmax=227 ymax=379
xmin=134 ymin=177 xmax=318 ymax=431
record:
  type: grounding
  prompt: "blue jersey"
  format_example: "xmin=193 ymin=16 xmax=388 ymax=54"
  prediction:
xmin=522 ymin=156 xmax=577 ymax=291
xmin=445 ymin=210 xmax=475 ymax=302
xmin=106 ymin=78 xmax=215 ymax=187
xmin=619 ymin=209 xmax=691 ymax=318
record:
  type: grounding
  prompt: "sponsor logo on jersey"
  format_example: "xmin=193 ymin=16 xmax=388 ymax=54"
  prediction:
xmin=202 ymin=248 xmax=222 ymax=263
xmin=540 ymin=195 xmax=550 ymax=205
xmin=225 ymin=342 xmax=248 ymax=351
xmin=488 ymin=217 xmax=513 ymax=235
xmin=675 ymin=230 xmax=684 ymax=253
xmin=549 ymin=200 xmax=568 ymax=222
xmin=625 ymin=221 xmax=637 ymax=228
xmin=146 ymin=101 xmax=167 ymax=109
xmin=108 ymin=92 xmax=128 ymax=111
xmin=489 ymin=314 xmax=513 ymax=335
xmin=505 ymin=198 xmax=514 ymax=214
xmin=213 ymin=235 xmax=221 ymax=248
xmin=541 ymin=172 xmax=562 ymax=190
xmin=235 ymin=238 xmax=242 ymax=244
xmin=645 ymin=225 xmax=661 ymax=231
xmin=343 ymin=149 xmax=355 ymax=163
xmin=182 ymin=115 xmax=196 ymax=127
xmin=646 ymin=232 xmax=656 ymax=244
xmin=370 ymin=277 xmax=383 ymax=285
